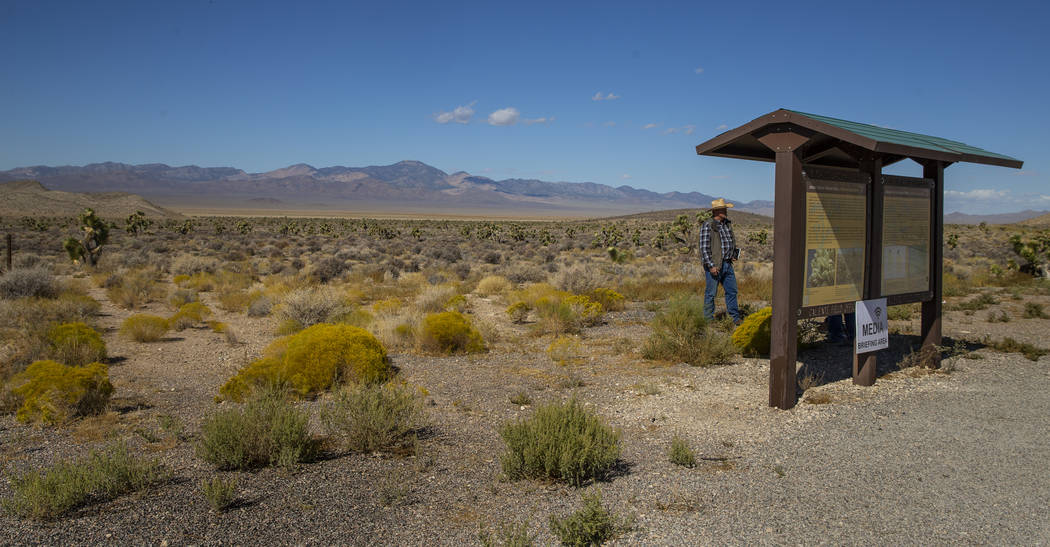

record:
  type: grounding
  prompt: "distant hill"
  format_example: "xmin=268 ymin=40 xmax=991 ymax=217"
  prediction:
xmin=0 ymin=160 xmax=773 ymax=217
xmin=0 ymin=180 xmax=181 ymax=218
xmin=944 ymin=210 xmax=1049 ymax=225
xmin=1020 ymin=212 xmax=1050 ymax=226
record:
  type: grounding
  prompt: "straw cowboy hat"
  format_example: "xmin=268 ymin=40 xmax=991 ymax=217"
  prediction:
xmin=710 ymin=198 xmax=734 ymax=210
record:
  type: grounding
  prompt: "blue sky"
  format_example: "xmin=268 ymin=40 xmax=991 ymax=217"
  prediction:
xmin=2 ymin=0 xmax=1047 ymax=213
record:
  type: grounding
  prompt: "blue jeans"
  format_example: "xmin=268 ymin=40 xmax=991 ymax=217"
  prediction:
xmin=704 ymin=261 xmax=740 ymax=321
xmin=826 ymin=313 xmax=856 ymax=341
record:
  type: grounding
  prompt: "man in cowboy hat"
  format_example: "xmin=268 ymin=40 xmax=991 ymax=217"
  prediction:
xmin=699 ymin=198 xmax=742 ymax=324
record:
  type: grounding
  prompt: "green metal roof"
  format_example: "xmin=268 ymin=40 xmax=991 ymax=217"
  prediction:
xmin=695 ymin=109 xmax=1023 ymax=169
xmin=785 ymin=110 xmax=1022 ymax=164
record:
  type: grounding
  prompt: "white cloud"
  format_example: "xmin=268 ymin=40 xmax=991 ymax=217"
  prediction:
xmin=488 ymin=107 xmax=520 ymax=126
xmin=642 ymin=123 xmax=659 ymax=130
xmin=434 ymin=101 xmax=476 ymax=124
xmin=621 ymin=174 xmax=632 ymax=179
xmin=695 ymin=67 xmax=704 ymax=74
xmin=603 ymin=121 xmax=616 ymax=127
xmin=945 ymin=189 xmax=1009 ymax=200
xmin=523 ymin=116 xmax=554 ymax=125
xmin=716 ymin=123 xmax=728 ymax=130
xmin=683 ymin=124 xmax=696 ymax=135
xmin=592 ymin=92 xmax=620 ymax=101
xmin=663 ymin=128 xmax=677 ymax=135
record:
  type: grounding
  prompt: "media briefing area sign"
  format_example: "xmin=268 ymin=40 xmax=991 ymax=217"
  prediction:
xmin=855 ymin=298 xmax=889 ymax=352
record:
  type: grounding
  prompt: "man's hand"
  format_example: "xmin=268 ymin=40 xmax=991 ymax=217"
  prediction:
xmin=709 ymin=266 xmax=719 ymax=276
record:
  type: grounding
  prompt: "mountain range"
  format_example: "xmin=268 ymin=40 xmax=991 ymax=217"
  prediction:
xmin=0 ymin=161 xmax=775 ymax=217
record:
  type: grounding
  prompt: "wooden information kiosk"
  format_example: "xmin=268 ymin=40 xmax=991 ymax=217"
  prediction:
xmin=695 ymin=109 xmax=1023 ymax=409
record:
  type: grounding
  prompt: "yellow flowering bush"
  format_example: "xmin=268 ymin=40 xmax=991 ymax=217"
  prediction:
xmin=219 ymin=323 xmax=389 ymax=402
xmin=732 ymin=307 xmax=772 ymax=356
xmin=8 ymin=360 xmax=113 ymax=424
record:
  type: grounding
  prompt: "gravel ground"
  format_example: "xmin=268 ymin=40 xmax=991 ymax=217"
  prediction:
xmin=1 ymin=286 xmax=1048 ymax=545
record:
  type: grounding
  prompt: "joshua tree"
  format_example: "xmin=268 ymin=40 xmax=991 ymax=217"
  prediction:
xmin=64 ymin=208 xmax=109 ymax=267
xmin=125 ymin=210 xmax=152 ymax=236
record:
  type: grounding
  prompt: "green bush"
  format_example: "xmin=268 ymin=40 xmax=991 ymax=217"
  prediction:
xmin=200 ymin=476 xmax=238 ymax=511
xmin=500 ymin=397 xmax=620 ymax=486
xmin=731 ymin=306 xmax=772 ymax=356
xmin=120 ymin=314 xmax=170 ymax=342
xmin=8 ymin=360 xmax=113 ymax=424
xmin=169 ymin=301 xmax=212 ymax=330
xmin=196 ymin=388 xmax=316 ymax=470
xmin=506 ymin=301 xmax=532 ymax=323
xmin=643 ymin=295 xmax=735 ymax=366
xmin=668 ymin=436 xmax=696 ymax=468
xmin=2 ymin=442 xmax=168 ymax=520
xmin=549 ymin=490 xmax=628 ymax=546
xmin=320 ymin=381 xmax=422 ymax=453
xmin=47 ymin=322 xmax=107 ymax=367
xmin=219 ymin=323 xmax=389 ymax=401
xmin=1024 ymin=302 xmax=1048 ymax=319
xmin=419 ymin=311 xmax=485 ymax=354
xmin=588 ymin=288 xmax=625 ymax=312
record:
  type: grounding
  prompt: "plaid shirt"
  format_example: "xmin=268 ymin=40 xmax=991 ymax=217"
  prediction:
xmin=699 ymin=218 xmax=736 ymax=270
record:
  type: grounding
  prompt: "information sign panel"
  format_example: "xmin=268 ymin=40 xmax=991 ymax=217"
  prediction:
xmin=855 ymin=298 xmax=889 ymax=352
xmin=882 ymin=181 xmax=931 ymax=296
xmin=802 ymin=170 xmax=868 ymax=308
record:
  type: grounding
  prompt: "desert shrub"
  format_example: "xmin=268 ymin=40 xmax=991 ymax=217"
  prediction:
xmin=588 ymin=288 xmax=625 ymax=312
xmin=217 ymin=288 xmax=252 ymax=312
xmin=0 ymin=266 xmax=57 ymax=300
xmin=415 ymin=284 xmax=459 ymax=313
xmin=47 ymin=322 xmax=107 ymax=367
xmin=168 ymin=288 xmax=198 ymax=309
xmin=564 ymin=295 xmax=603 ymax=327
xmin=171 ymin=254 xmax=218 ymax=276
xmin=2 ymin=442 xmax=169 ymax=520
xmin=500 ymin=397 xmax=620 ymax=486
xmin=506 ymin=301 xmax=531 ymax=323
xmin=668 ymin=436 xmax=696 ymax=468
xmin=552 ymin=264 xmax=605 ymax=295
xmin=278 ymin=286 xmax=345 ymax=327
xmin=179 ymin=272 xmax=217 ymax=292
xmin=887 ymin=303 xmax=918 ymax=321
xmin=311 ymin=256 xmax=348 ymax=283
xmin=247 ymin=293 xmax=274 ymax=317
xmin=643 ymin=296 xmax=735 ymax=366
xmin=219 ymin=323 xmax=389 ymax=401
xmin=478 ymin=520 xmax=535 ymax=547
xmin=169 ymin=301 xmax=212 ymax=330
xmin=106 ymin=269 xmax=164 ymax=309
xmin=120 ymin=314 xmax=170 ymax=342
xmin=985 ymin=309 xmax=1010 ymax=323
xmin=989 ymin=337 xmax=1049 ymax=361
xmin=419 ymin=311 xmax=485 ymax=354
xmin=200 ymin=476 xmax=238 ymax=512
xmin=502 ymin=263 xmax=548 ymax=284
xmin=547 ymin=335 xmax=583 ymax=366
xmin=7 ymin=360 xmax=113 ymax=424
xmin=1024 ymin=302 xmax=1048 ymax=319
xmin=196 ymin=388 xmax=316 ymax=470
xmin=476 ymin=275 xmax=513 ymax=297
xmin=321 ymin=381 xmax=422 ymax=453
xmin=549 ymin=490 xmax=628 ymax=546
xmin=731 ymin=307 xmax=772 ymax=356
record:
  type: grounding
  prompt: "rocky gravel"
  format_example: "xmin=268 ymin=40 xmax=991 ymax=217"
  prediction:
xmin=1 ymin=285 xmax=1048 ymax=545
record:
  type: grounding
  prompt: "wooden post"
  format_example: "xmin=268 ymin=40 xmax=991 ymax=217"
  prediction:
xmin=853 ymin=155 xmax=883 ymax=386
xmin=758 ymin=130 xmax=810 ymax=409
xmin=921 ymin=161 xmax=945 ymax=365
xmin=4 ymin=233 xmax=10 ymax=273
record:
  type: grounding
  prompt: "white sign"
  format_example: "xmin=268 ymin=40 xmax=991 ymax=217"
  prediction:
xmin=855 ymin=298 xmax=889 ymax=353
